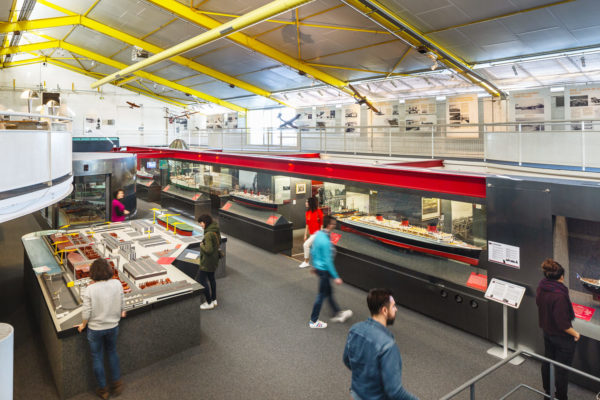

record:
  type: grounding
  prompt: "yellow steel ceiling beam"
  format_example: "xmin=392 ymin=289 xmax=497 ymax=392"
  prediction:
xmin=2 ymin=56 xmax=46 ymax=68
xmin=36 ymin=0 xmax=77 ymax=16
xmin=252 ymin=4 xmax=345 ymax=39
xmin=387 ymin=47 xmax=411 ymax=78
xmin=1 ymin=13 xmax=285 ymax=104
xmin=2 ymin=0 xmax=18 ymax=64
xmin=6 ymin=36 xmax=246 ymax=112
xmin=192 ymin=10 xmax=389 ymax=34
xmin=146 ymin=0 xmax=352 ymax=95
xmin=58 ymin=42 xmax=247 ymax=112
xmin=91 ymin=0 xmax=315 ymax=89
xmin=0 ymin=40 xmax=59 ymax=55
xmin=47 ymin=58 xmax=190 ymax=108
xmin=0 ymin=15 xmax=80 ymax=33
xmin=342 ymin=0 xmax=504 ymax=97
xmin=116 ymin=76 xmax=140 ymax=86
xmin=306 ymin=62 xmax=408 ymax=76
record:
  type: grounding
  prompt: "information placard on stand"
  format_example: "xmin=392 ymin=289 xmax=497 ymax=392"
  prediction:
xmin=485 ymin=278 xmax=526 ymax=365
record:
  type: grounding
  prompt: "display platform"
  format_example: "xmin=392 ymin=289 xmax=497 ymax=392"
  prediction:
xmin=161 ymin=184 xmax=212 ymax=220
xmin=334 ymin=228 xmax=489 ymax=338
xmin=22 ymin=217 xmax=214 ymax=399
xmin=219 ymin=200 xmax=293 ymax=255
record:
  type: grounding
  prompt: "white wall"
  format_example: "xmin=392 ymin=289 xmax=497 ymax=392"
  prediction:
xmin=0 ymin=63 xmax=185 ymax=145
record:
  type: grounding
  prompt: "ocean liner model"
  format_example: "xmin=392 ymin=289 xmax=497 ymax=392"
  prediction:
xmin=156 ymin=214 xmax=195 ymax=236
xmin=336 ymin=214 xmax=482 ymax=265
xmin=576 ymin=273 xmax=600 ymax=295
xmin=230 ymin=190 xmax=278 ymax=210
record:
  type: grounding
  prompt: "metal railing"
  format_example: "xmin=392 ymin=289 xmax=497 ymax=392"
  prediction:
xmin=180 ymin=119 xmax=600 ymax=171
xmin=440 ymin=350 xmax=600 ymax=400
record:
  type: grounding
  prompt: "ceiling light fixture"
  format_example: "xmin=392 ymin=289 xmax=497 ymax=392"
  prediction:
xmin=283 ymin=94 xmax=288 ymax=100
xmin=390 ymin=81 xmax=397 ymax=88
xmin=512 ymin=65 xmax=518 ymax=76
xmin=581 ymin=55 xmax=586 ymax=68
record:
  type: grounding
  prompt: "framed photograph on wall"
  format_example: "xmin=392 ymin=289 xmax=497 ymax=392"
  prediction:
xmin=422 ymin=198 xmax=440 ymax=221
xmin=296 ymin=183 xmax=306 ymax=194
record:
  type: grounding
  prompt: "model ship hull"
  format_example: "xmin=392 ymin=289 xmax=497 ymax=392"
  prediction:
xmin=230 ymin=194 xmax=278 ymax=211
xmin=156 ymin=216 xmax=194 ymax=236
xmin=576 ymin=274 xmax=600 ymax=295
xmin=338 ymin=218 xmax=482 ymax=266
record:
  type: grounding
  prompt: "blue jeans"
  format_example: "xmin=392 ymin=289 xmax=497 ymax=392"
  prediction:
xmin=310 ymin=270 xmax=340 ymax=322
xmin=87 ymin=326 xmax=121 ymax=389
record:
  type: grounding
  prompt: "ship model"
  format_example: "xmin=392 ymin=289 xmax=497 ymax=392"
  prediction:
xmin=156 ymin=214 xmax=194 ymax=236
xmin=136 ymin=168 xmax=154 ymax=180
xmin=576 ymin=273 xmax=600 ymax=296
xmin=230 ymin=190 xmax=278 ymax=210
xmin=336 ymin=214 xmax=482 ymax=266
xmin=170 ymin=174 xmax=202 ymax=191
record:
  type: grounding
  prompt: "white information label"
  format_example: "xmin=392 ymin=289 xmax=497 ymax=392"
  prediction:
xmin=33 ymin=266 xmax=50 ymax=273
xmin=488 ymin=240 xmax=520 ymax=268
xmin=484 ymin=278 xmax=526 ymax=309
xmin=185 ymin=252 xmax=199 ymax=260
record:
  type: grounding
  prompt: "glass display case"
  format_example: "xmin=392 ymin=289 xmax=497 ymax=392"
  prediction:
xmin=57 ymin=175 xmax=108 ymax=226
xmin=318 ymin=181 xmax=487 ymax=291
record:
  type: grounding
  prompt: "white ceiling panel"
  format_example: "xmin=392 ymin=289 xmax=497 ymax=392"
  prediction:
xmin=176 ymin=74 xmax=214 ymax=87
xmin=450 ymin=0 xmax=518 ymax=21
xmin=241 ymin=66 xmax=316 ymax=91
xmin=457 ymin=21 xmax=519 ymax=48
xmin=228 ymin=96 xmax=280 ymax=110
xmin=88 ymin=0 xmax=175 ymax=38
xmin=550 ymin=0 xmax=600 ymax=31
xmin=185 ymin=45 xmax=277 ymax=76
xmin=414 ymin=5 xmax=469 ymax=32
xmin=190 ymin=81 xmax=250 ymax=99
xmin=516 ymin=27 xmax=577 ymax=53
xmin=569 ymin=26 xmax=600 ymax=48
xmin=143 ymin=19 xmax=208 ymax=50
xmin=38 ymin=0 xmax=97 ymax=15
xmin=300 ymin=28 xmax=397 ymax=62
xmin=501 ymin=9 xmax=559 ymax=35
xmin=0 ymin=0 xmax=13 ymax=21
xmin=385 ymin=0 xmax=449 ymax=16
xmin=34 ymin=26 xmax=77 ymax=40
xmin=66 ymin=26 xmax=128 ymax=58
xmin=30 ymin=3 xmax=71 ymax=19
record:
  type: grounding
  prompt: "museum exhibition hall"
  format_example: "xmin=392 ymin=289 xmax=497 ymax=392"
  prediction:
xmin=2 ymin=0 xmax=600 ymax=399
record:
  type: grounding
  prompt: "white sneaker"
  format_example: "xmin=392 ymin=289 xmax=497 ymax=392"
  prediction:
xmin=200 ymin=301 xmax=214 ymax=310
xmin=299 ymin=261 xmax=310 ymax=268
xmin=309 ymin=320 xmax=327 ymax=329
xmin=211 ymin=300 xmax=218 ymax=308
xmin=331 ymin=310 xmax=353 ymax=323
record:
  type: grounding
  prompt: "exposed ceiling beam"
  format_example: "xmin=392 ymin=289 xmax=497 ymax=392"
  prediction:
xmin=91 ymin=0 xmax=315 ymax=89
xmin=25 ymin=4 xmax=286 ymax=105
xmin=145 ymin=0 xmax=354 ymax=96
xmin=1 ymin=0 xmax=18 ymax=65
xmin=47 ymin=58 xmax=190 ymax=108
xmin=341 ymin=0 xmax=505 ymax=98
xmin=4 ymin=37 xmax=246 ymax=112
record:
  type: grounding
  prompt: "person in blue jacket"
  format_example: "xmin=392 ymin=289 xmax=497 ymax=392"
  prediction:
xmin=343 ymin=288 xmax=419 ymax=400
xmin=308 ymin=215 xmax=352 ymax=329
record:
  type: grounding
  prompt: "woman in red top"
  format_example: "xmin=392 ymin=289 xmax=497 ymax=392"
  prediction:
xmin=299 ymin=197 xmax=323 ymax=268
xmin=111 ymin=189 xmax=130 ymax=223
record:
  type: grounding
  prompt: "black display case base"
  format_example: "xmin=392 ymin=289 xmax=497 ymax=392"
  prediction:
xmin=161 ymin=191 xmax=211 ymax=220
xmin=219 ymin=209 xmax=293 ymax=255
xmin=335 ymin=247 xmax=489 ymax=339
xmin=136 ymin=182 xmax=161 ymax=202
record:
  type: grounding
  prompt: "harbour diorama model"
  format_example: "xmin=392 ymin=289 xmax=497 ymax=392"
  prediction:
xmin=23 ymin=214 xmax=205 ymax=332
xmin=229 ymin=190 xmax=278 ymax=210
xmin=136 ymin=168 xmax=154 ymax=180
xmin=335 ymin=213 xmax=483 ymax=265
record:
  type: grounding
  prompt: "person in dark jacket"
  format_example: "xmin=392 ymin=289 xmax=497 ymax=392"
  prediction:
xmin=343 ymin=288 xmax=418 ymax=400
xmin=536 ymin=258 xmax=580 ymax=400
xmin=196 ymin=214 xmax=221 ymax=310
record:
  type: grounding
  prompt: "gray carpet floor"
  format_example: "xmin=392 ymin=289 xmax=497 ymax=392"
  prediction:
xmin=0 ymin=202 xmax=596 ymax=400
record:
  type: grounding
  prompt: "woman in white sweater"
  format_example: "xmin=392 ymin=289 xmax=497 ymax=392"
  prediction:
xmin=76 ymin=258 xmax=126 ymax=399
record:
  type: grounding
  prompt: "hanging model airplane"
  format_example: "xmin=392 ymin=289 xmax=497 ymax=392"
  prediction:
xmin=126 ymin=101 xmax=141 ymax=109
xmin=277 ymin=113 xmax=301 ymax=129
xmin=166 ymin=110 xmax=201 ymax=124
xmin=348 ymin=84 xmax=381 ymax=114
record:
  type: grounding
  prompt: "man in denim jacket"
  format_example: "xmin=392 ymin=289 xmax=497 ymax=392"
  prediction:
xmin=343 ymin=288 xmax=418 ymax=400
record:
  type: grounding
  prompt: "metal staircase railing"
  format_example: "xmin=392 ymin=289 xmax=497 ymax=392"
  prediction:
xmin=440 ymin=350 xmax=600 ymax=400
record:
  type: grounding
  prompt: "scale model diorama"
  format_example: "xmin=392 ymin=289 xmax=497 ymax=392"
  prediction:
xmin=23 ymin=211 xmax=206 ymax=332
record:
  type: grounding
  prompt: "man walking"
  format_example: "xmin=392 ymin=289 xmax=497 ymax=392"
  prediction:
xmin=309 ymin=215 xmax=352 ymax=328
xmin=343 ymin=288 xmax=418 ymax=400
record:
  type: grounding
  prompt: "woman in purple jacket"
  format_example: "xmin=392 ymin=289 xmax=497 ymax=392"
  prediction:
xmin=536 ymin=258 xmax=580 ymax=400
xmin=111 ymin=189 xmax=130 ymax=223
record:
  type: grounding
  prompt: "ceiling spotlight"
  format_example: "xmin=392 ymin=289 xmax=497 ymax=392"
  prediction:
xmin=389 ymin=81 xmax=397 ymax=88
xmin=229 ymin=84 xmax=235 ymax=88
xmin=318 ymin=90 xmax=324 ymax=96
xmin=581 ymin=55 xmax=586 ymax=68
xmin=512 ymin=65 xmax=518 ymax=76
xmin=90 ymin=60 xmax=96 ymax=67
xmin=283 ymin=94 xmax=288 ymax=100
xmin=366 ymin=84 xmax=371 ymax=91
xmin=153 ymin=82 xmax=157 ymax=89
xmin=298 ymin=92 xmax=303 ymax=99
xmin=430 ymin=61 xmax=439 ymax=71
